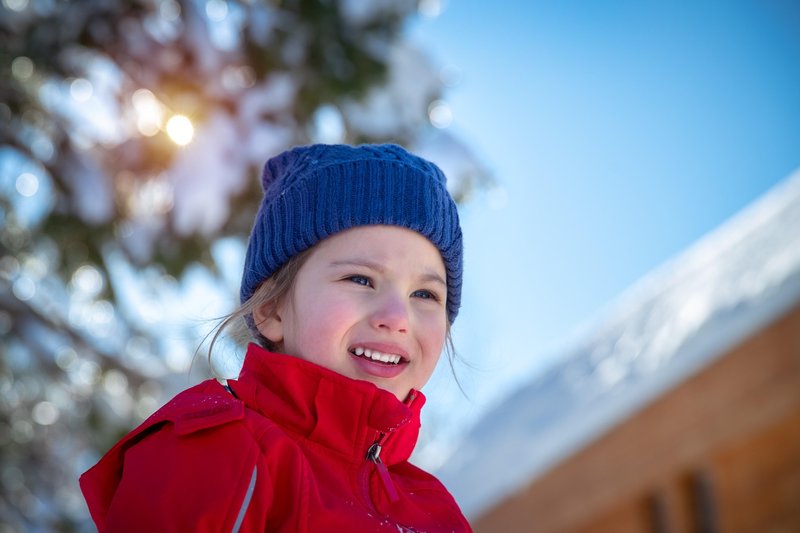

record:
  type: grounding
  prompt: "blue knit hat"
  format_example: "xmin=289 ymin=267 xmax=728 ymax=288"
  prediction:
xmin=240 ymin=143 xmax=463 ymax=327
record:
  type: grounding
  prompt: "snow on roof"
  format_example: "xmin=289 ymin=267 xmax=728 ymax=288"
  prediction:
xmin=436 ymin=169 xmax=800 ymax=520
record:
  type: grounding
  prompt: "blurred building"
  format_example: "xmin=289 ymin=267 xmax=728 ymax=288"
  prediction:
xmin=437 ymin=170 xmax=800 ymax=532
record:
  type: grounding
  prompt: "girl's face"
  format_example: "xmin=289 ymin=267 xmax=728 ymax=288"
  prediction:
xmin=254 ymin=225 xmax=448 ymax=401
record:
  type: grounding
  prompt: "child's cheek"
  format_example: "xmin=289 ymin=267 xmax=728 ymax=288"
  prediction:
xmin=416 ymin=315 xmax=446 ymax=351
xmin=309 ymin=296 xmax=362 ymax=343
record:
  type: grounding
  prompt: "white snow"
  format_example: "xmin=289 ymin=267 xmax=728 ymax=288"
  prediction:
xmin=169 ymin=110 xmax=247 ymax=236
xmin=410 ymin=129 xmax=489 ymax=200
xmin=345 ymin=42 xmax=441 ymax=138
xmin=169 ymin=74 xmax=297 ymax=237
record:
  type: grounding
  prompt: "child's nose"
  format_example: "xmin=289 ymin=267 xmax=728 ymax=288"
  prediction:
xmin=369 ymin=291 xmax=409 ymax=333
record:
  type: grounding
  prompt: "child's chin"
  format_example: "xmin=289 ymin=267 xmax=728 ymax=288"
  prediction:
xmin=383 ymin=384 xmax=412 ymax=403
xmin=360 ymin=379 xmax=404 ymax=401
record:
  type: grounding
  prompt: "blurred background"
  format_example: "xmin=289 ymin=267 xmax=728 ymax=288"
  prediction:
xmin=1 ymin=0 xmax=799 ymax=531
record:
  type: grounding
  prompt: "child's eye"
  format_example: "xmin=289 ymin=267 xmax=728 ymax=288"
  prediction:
xmin=412 ymin=289 xmax=440 ymax=302
xmin=346 ymin=275 xmax=372 ymax=287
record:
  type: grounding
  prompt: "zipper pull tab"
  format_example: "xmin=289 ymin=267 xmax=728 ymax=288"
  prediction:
xmin=366 ymin=442 xmax=400 ymax=503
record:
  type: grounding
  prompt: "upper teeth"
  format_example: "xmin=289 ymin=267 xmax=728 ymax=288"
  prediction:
xmin=353 ymin=347 xmax=402 ymax=364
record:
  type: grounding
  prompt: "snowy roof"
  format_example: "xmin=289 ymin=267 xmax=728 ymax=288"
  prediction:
xmin=435 ymin=169 xmax=800 ymax=520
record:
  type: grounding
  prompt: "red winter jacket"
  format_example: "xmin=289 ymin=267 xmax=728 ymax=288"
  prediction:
xmin=80 ymin=344 xmax=472 ymax=532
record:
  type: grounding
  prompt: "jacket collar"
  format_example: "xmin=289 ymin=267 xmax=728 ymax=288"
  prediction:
xmin=228 ymin=343 xmax=426 ymax=466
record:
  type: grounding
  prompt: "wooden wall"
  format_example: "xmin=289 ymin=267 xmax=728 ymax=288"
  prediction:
xmin=474 ymin=303 xmax=800 ymax=532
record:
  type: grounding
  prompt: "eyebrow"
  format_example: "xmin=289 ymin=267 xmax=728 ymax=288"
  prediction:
xmin=328 ymin=259 xmax=447 ymax=287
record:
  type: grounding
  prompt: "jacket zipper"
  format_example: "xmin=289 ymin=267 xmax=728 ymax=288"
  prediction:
xmin=360 ymin=391 xmax=418 ymax=508
xmin=366 ymin=433 xmax=400 ymax=503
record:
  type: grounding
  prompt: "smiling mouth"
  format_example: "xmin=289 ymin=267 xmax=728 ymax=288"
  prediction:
xmin=349 ymin=347 xmax=405 ymax=365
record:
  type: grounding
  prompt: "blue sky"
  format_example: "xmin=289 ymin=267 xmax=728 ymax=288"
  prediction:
xmin=410 ymin=1 xmax=800 ymax=419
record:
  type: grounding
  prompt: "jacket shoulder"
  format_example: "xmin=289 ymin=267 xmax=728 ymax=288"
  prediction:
xmin=80 ymin=380 xmax=263 ymax=532
xmin=149 ymin=379 xmax=245 ymax=435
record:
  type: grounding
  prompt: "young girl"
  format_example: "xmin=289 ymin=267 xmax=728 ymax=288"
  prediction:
xmin=80 ymin=144 xmax=472 ymax=531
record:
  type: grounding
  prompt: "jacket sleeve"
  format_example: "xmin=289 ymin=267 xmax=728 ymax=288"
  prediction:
xmin=102 ymin=421 xmax=268 ymax=533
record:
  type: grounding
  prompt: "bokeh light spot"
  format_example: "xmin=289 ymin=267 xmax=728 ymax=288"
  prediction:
xmin=11 ymin=56 xmax=34 ymax=80
xmin=222 ymin=65 xmax=255 ymax=91
xmin=137 ymin=119 xmax=160 ymax=137
xmin=70 ymin=78 xmax=94 ymax=102
xmin=160 ymin=0 xmax=181 ymax=21
xmin=11 ymin=277 xmax=35 ymax=301
xmin=428 ymin=100 xmax=453 ymax=129
xmin=166 ymin=115 xmax=194 ymax=145
xmin=90 ymin=300 xmax=115 ymax=325
xmin=132 ymin=88 xmax=155 ymax=108
xmin=55 ymin=347 xmax=79 ymax=371
xmin=15 ymin=172 xmax=39 ymax=197
xmin=31 ymin=136 xmax=54 ymax=161
xmin=2 ymin=0 xmax=28 ymax=12
xmin=21 ymin=255 xmax=47 ymax=280
xmin=71 ymin=264 xmax=104 ymax=296
xmin=0 ymin=256 xmax=21 ymax=280
xmin=11 ymin=419 xmax=33 ymax=443
xmin=74 ymin=360 xmax=101 ymax=388
xmin=32 ymin=401 xmax=59 ymax=425
xmin=103 ymin=370 xmax=129 ymax=396
xmin=206 ymin=0 xmax=228 ymax=22
xmin=132 ymin=88 xmax=164 ymax=136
